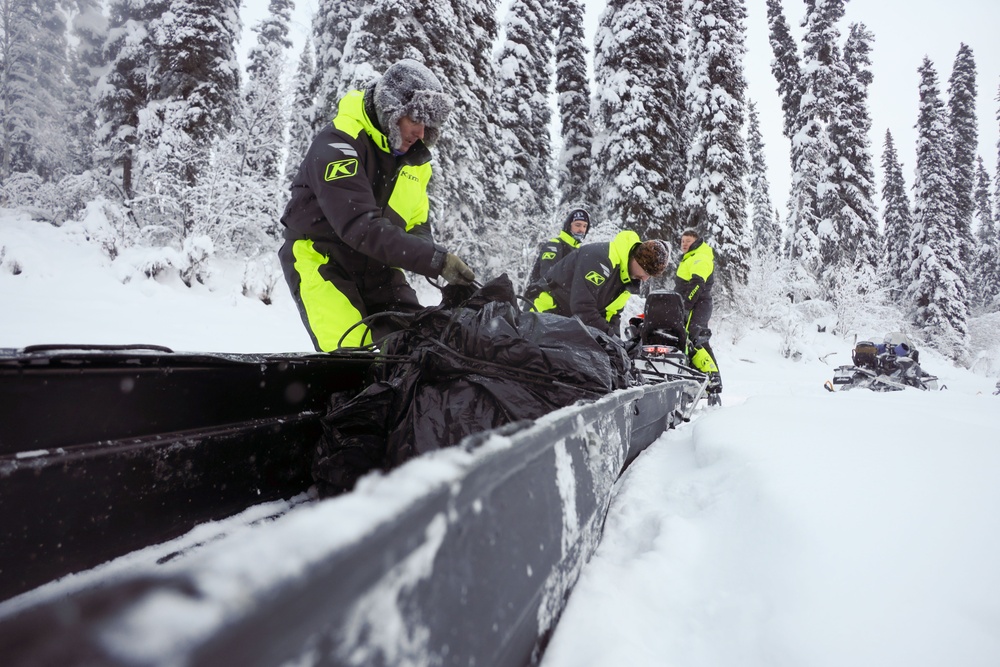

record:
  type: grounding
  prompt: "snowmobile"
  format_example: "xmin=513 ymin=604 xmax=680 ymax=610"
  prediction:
xmin=827 ymin=332 xmax=940 ymax=392
xmin=626 ymin=290 xmax=717 ymax=407
xmin=0 ymin=276 xmax=704 ymax=667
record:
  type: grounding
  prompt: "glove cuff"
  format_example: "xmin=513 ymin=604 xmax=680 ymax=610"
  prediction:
xmin=429 ymin=247 xmax=447 ymax=274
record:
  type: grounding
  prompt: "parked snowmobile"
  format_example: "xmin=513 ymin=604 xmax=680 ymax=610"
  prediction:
xmin=828 ymin=332 xmax=940 ymax=392
xmin=626 ymin=290 xmax=716 ymax=407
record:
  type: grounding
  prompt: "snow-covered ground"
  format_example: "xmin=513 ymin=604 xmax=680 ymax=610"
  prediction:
xmin=3 ymin=211 xmax=1000 ymax=665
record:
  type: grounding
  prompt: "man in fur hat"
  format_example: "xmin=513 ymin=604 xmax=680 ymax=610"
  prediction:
xmin=522 ymin=207 xmax=590 ymax=308
xmin=278 ymin=59 xmax=475 ymax=350
xmin=529 ymin=230 xmax=667 ymax=337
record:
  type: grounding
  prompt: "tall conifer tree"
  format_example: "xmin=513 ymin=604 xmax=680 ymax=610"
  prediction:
xmin=95 ymin=0 xmax=170 ymax=199
xmin=909 ymin=58 xmax=968 ymax=361
xmin=747 ymin=100 xmax=780 ymax=249
xmin=880 ymin=130 xmax=912 ymax=299
xmin=682 ymin=0 xmax=750 ymax=287
xmin=592 ymin=0 xmax=687 ymax=242
xmin=971 ymin=157 xmax=998 ymax=308
xmin=554 ymin=0 xmax=594 ymax=213
xmin=286 ymin=38 xmax=316 ymax=188
xmin=311 ymin=0 xmax=361 ymax=126
xmin=0 ymin=0 xmax=73 ymax=180
xmin=244 ymin=0 xmax=293 ymax=184
xmin=67 ymin=0 xmax=109 ymax=174
xmin=494 ymin=0 xmax=553 ymax=285
xmin=830 ymin=22 xmax=879 ymax=281
xmin=764 ymin=0 xmax=802 ymax=141
xmin=801 ymin=0 xmax=845 ymax=288
xmin=947 ymin=43 xmax=978 ymax=269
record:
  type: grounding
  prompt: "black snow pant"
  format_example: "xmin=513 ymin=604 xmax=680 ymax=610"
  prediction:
xmin=685 ymin=296 xmax=720 ymax=376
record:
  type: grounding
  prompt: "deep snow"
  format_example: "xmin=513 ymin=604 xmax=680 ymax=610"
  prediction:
xmin=2 ymin=211 xmax=999 ymax=665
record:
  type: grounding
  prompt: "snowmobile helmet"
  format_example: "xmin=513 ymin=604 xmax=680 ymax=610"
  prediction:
xmin=373 ymin=59 xmax=454 ymax=152
xmin=631 ymin=240 xmax=668 ymax=278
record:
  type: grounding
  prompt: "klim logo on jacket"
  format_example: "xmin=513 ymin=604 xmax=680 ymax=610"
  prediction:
xmin=585 ymin=271 xmax=606 ymax=286
xmin=324 ymin=159 xmax=358 ymax=181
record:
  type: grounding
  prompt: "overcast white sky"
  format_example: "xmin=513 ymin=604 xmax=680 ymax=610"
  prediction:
xmin=246 ymin=0 xmax=1000 ymax=222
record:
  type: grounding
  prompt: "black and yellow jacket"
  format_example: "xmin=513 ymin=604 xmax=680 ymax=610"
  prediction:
xmin=675 ymin=239 xmax=715 ymax=307
xmin=523 ymin=230 xmax=582 ymax=300
xmin=532 ymin=230 xmax=641 ymax=335
xmin=280 ymin=88 xmax=446 ymax=277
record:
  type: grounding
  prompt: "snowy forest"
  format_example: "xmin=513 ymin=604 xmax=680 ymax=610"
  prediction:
xmin=1 ymin=0 xmax=999 ymax=368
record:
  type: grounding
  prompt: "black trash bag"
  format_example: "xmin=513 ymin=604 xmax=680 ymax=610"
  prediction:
xmin=313 ymin=274 xmax=636 ymax=496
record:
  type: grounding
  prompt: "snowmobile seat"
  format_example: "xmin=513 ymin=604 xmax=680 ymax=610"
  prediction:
xmin=640 ymin=291 xmax=688 ymax=351
xmin=852 ymin=341 xmax=879 ymax=370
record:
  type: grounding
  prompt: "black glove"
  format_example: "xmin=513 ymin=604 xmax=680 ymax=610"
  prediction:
xmin=441 ymin=253 xmax=475 ymax=285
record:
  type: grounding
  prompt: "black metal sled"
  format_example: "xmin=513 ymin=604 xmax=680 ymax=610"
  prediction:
xmin=0 ymin=344 xmax=372 ymax=601
xmin=0 ymin=275 xmax=706 ymax=667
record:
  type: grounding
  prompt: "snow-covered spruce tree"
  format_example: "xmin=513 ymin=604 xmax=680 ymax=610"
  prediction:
xmin=801 ymin=0 xmax=847 ymax=292
xmin=232 ymin=0 xmax=294 ymax=245
xmin=245 ymin=0 xmax=293 ymax=185
xmin=765 ymin=0 xmax=822 ymax=285
xmin=0 ymin=0 xmax=72 ymax=182
xmin=95 ymin=0 xmax=169 ymax=202
xmin=947 ymin=43 xmax=978 ymax=269
xmin=66 ymin=0 xmax=109 ymax=176
xmin=592 ymin=0 xmax=688 ymax=244
xmin=971 ymin=157 xmax=998 ymax=309
xmin=310 ymin=0 xmax=361 ymax=127
xmin=336 ymin=0 xmax=425 ymax=96
xmin=880 ymin=130 xmax=913 ymax=300
xmin=908 ymin=58 xmax=969 ymax=363
xmin=830 ymin=22 xmax=879 ymax=285
xmin=494 ymin=0 xmax=554 ymax=287
xmin=682 ymin=0 xmax=750 ymax=289
xmin=285 ymin=37 xmax=316 ymax=190
xmin=554 ymin=0 xmax=594 ymax=213
xmin=747 ymin=100 xmax=780 ymax=250
xmin=336 ymin=0 xmax=502 ymax=276
xmin=996 ymin=82 xmax=1000 ymax=228
xmin=426 ymin=0 xmax=505 ymax=276
xmin=764 ymin=0 xmax=802 ymax=143
xmin=144 ymin=0 xmax=241 ymax=170
xmin=137 ymin=0 xmax=242 ymax=240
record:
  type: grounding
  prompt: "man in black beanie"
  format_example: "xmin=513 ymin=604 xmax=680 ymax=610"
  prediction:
xmin=278 ymin=59 xmax=475 ymax=351
xmin=522 ymin=207 xmax=590 ymax=307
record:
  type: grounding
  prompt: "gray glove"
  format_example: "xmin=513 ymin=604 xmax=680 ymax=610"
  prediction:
xmin=441 ymin=253 xmax=475 ymax=285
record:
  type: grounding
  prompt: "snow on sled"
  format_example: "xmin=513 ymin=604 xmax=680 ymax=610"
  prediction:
xmin=0 ymin=276 xmax=703 ymax=667
xmin=827 ymin=332 xmax=940 ymax=392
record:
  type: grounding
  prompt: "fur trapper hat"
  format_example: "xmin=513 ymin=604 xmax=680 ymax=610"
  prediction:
xmin=632 ymin=240 xmax=668 ymax=277
xmin=373 ymin=59 xmax=454 ymax=151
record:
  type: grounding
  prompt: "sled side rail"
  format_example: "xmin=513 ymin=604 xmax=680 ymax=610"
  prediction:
xmin=0 ymin=379 xmax=698 ymax=667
